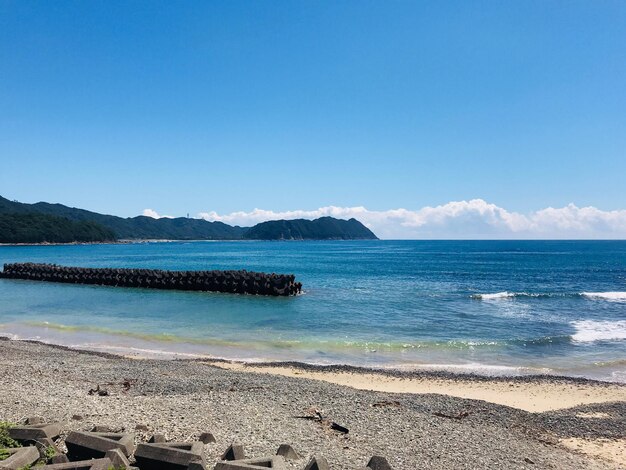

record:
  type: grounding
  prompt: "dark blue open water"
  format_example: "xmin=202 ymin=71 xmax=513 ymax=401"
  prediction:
xmin=1 ymin=240 xmax=625 ymax=381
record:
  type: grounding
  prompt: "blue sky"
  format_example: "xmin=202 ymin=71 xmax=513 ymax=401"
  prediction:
xmin=1 ymin=1 xmax=626 ymax=237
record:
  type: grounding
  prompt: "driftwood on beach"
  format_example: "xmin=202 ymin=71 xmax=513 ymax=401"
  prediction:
xmin=0 ymin=262 xmax=302 ymax=296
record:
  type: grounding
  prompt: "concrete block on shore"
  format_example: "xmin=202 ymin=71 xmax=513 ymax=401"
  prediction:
xmin=89 ymin=460 xmax=115 ymax=470
xmin=221 ymin=444 xmax=245 ymax=461
xmin=65 ymin=430 xmax=135 ymax=461
xmin=30 ymin=436 xmax=57 ymax=457
xmin=0 ymin=446 xmax=39 ymax=470
xmin=38 ymin=458 xmax=113 ymax=469
xmin=51 ymin=454 xmax=70 ymax=463
xmin=214 ymin=456 xmax=285 ymax=470
xmin=134 ymin=441 xmax=203 ymax=470
xmin=148 ymin=433 xmax=166 ymax=443
xmin=304 ymin=456 xmax=330 ymax=470
xmin=199 ymin=431 xmax=216 ymax=444
xmin=276 ymin=444 xmax=300 ymax=460
xmin=367 ymin=456 xmax=393 ymax=470
xmin=188 ymin=459 xmax=209 ymax=470
xmin=105 ymin=448 xmax=131 ymax=468
xmin=8 ymin=422 xmax=61 ymax=442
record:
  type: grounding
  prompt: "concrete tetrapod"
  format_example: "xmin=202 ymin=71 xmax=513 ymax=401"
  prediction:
xmin=105 ymin=448 xmax=131 ymax=468
xmin=8 ymin=423 xmax=61 ymax=442
xmin=0 ymin=446 xmax=39 ymax=470
xmin=276 ymin=444 xmax=300 ymax=460
xmin=65 ymin=431 xmax=135 ymax=461
xmin=0 ymin=263 xmax=302 ymax=297
xmin=134 ymin=441 xmax=204 ymax=470
xmin=37 ymin=458 xmax=114 ymax=470
xmin=199 ymin=432 xmax=216 ymax=444
xmin=213 ymin=456 xmax=286 ymax=470
xmin=303 ymin=456 xmax=330 ymax=470
xmin=367 ymin=455 xmax=393 ymax=470
xmin=221 ymin=444 xmax=245 ymax=461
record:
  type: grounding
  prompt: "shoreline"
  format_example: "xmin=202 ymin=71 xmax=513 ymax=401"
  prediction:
xmin=3 ymin=336 xmax=624 ymax=413
xmin=206 ymin=360 xmax=626 ymax=413
xmin=0 ymin=239 xmax=380 ymax=246
xmin=0 ymin=337 xmax=624 ymax=468
xmin=1 ymin=335 xmax=617 ymax=384
xmin=0 ymin=240 xmax=128 ymax=246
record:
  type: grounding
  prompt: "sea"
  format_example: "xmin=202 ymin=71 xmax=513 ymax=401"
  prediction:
xmin=0 ymin=240 xmax=625 ymax=382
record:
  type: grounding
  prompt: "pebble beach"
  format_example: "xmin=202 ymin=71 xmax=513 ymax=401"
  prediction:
xmin=1 ymin=338 xmax=624 ymax=469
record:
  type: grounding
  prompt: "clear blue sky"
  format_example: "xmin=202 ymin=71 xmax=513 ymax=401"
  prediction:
xmin=1 ymin=1 xmax=625 ymax=219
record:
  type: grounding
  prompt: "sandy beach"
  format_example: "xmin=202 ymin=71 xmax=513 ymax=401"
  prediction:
xmin=1 ymin=338 xmax=624 ymax=469
xmin=212 ymin=361 xmax=626 ymax=413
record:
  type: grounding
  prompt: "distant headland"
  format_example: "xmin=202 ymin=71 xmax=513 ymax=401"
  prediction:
xmin=0 ymin=196 xmax=378 ymax=243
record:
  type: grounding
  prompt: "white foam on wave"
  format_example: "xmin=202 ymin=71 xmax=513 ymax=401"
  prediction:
xmin=581 ymin=292 xmax=626 ymax=301
xmin=392 ymin=362 xmax=553 ymax=377
xmin=571 ymin=320 xmax=626 ymax=343
xmin=472 ymin=292 xmax=515 ymax=300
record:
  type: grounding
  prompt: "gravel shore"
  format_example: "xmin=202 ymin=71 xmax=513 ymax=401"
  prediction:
xmin=0 ymin=338 xmax=624 ymax=469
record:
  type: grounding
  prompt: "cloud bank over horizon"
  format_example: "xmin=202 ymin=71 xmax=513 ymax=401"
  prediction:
xmin=142 ymin=209 xmax=173 ymax=219
xmin=143 ymin=199 xmax=626 ymax=239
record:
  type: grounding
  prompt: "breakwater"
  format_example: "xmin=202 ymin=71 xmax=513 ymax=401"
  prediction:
xmin=0 ymin=262 xmax=302 ymax=296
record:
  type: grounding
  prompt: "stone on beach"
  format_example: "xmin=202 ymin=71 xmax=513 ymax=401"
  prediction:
xmin=25 ymin=416 xmax=44 ymax=425
xmin=91 ymin=425 xmax=113 ymax=433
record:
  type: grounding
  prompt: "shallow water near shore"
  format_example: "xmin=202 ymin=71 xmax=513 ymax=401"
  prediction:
xmin=0 ymin=240 xmax=625 ymax=382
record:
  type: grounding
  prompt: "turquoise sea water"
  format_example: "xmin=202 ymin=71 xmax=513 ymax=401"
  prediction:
xmin=1 ymin=240 xmax=625 ymax=382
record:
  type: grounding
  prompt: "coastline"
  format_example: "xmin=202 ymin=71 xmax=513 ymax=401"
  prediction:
xmin=4 ymin=336 xmax=626 ymax=411
xmin=1 ymin=337 xmax=625 ymax=468
xmin=0 ymin=238 xmax=379 ymax=246
xmin=0 ymin=240 xmax=128 ymax=246
xmin=0 ymin=239 xmax=223 ymax=246
xmin=202 ymin=360 xmax=626 ymax=413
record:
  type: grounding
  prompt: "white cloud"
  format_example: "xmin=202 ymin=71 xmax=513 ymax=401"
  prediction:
xmin=197 ymin=199 xmax=626 ymax=239
xmin=142 ymin=209 xmax=173 ymax=219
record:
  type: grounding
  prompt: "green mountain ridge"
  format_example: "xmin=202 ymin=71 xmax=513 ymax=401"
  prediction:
xmin=245 ymin=217 xmax=377 ymax=240
xmin=0 ymin=213 xmax=116 ymax=243
xmin=0 ymin=196 xmax=378 ymax=242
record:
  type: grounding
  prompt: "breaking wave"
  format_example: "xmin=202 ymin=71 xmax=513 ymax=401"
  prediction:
xmin=471 ymin=292 xmax=516 ymax=300
xmin=571 ymin=320 xmax=626 ymax=343
xmin=472 ymin=291 xmax=626 ymax=301
xmin=581 ymin=292 xmax=626 ymax=302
